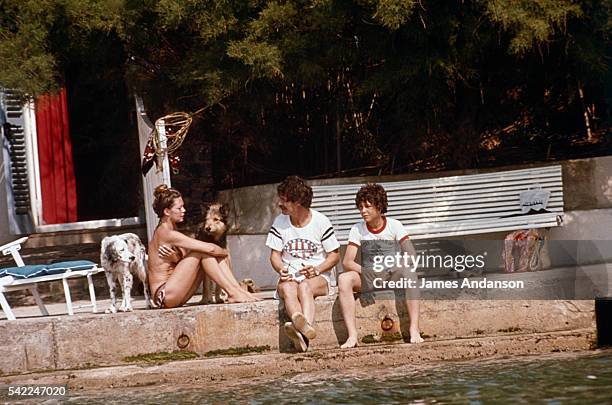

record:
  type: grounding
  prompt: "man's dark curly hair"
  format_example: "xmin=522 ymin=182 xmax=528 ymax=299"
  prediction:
xmin=355 ymin=183 xmax=388 ymax=214
xmin=277 ymin=176 xmax=313 ymax=208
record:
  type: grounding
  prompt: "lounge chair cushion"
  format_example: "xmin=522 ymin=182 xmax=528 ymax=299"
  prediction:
xmin=0 ymin=265 xmax=47 ymax=279
xmin=44 ymin=260 xmax=97 ymax=275
xmin=0 ymin=260 xmax=97 ymax=279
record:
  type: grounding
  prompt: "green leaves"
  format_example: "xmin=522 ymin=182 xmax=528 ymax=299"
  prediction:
xmin=483 ymin=0 xmax=582 ymax=54
xmin=0 ymin=0 xmax=608 ymax=184
xmin=156 ymin=0 xmax=239 ymax=41
xmin=227 ymin=39 xmax=283 ymax=78
xmin=371 ymin=0 xmax=417 ymax=30
xmin=0 ymin=1 xmax=58 ymax=95
xmin=226 ymin=1 xmax=299 ymax=78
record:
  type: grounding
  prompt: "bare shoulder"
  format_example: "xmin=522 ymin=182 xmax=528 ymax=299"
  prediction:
xmin=154 ymin=225 xmax=182 ymax=244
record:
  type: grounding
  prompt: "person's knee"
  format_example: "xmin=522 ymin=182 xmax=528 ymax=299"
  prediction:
xmin=297 ymin=282 xmax=312 ymax=297
xmin=278 ymin=281 xmax=297 ymax=298
xmin=197 ymin=252 xmax=215 ymax=261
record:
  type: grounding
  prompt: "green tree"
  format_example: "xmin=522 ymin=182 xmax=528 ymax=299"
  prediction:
xmin=1 ymin=0 xmax=609 ymax=187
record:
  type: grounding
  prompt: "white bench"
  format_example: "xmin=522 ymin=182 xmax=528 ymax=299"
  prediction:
xmin=311 ymin=165 xmax=564 ymax=242
xmin=0 ymin=237 xmax=104 ymax=320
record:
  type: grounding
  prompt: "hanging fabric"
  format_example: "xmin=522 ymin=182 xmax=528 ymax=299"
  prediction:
xmin=35 ymin=86 xmax=77 ymax=224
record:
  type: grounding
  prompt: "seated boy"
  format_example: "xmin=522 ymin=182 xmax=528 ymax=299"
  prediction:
xmin=266 ymin=176 xmax=340 ymax=352
xmin=338 ymin=183 xmax=424 ymax=348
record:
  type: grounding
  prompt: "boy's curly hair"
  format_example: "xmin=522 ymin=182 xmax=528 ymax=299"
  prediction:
xmin=355 ymin=183 xmax=388 ymax=214
xmin=277 ymin=176 xmax=313 ymax=208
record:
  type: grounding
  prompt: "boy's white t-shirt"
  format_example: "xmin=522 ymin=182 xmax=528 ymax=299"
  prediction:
xmin=348 ymin=216 xmax=410 ymax=274
xmin=267 ymin=209 xmax=340 ymax=265
xmin=266 ymin=209 xmax=340 ymax=286
xmin=347 ymin=216 xmax=409 ymax=246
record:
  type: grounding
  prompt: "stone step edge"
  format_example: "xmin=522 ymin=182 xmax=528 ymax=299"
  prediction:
xmin=0 ymin=328 xmax=596 ymax=390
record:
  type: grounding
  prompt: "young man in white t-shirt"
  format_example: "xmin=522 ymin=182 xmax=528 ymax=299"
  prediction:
xmin=266 ymin=176 xmax=340 ymax=352
xmin=338 ymin=183 xmax=424 ymax=348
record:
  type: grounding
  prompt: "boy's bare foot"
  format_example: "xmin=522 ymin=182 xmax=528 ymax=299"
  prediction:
xmin=340 ymin=336 xmax=358 ymax=348
xmin=284 ymin=322 xmax=308 ymax=352
xmin=291 ymin=312 xmax=317 ymax=340
xmin=409 ymin=327 xmax=424 ymax=343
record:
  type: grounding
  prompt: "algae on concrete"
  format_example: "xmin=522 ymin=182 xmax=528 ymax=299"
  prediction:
xmin=361 ymin=333 xmax=404 ymax=344
xmin=204 ymin=345 xmax=271 ymax=357
xmin=123 ymin=351 xmax=199 ymax=364
xmin=498 ymin=327 xmax=522 ymax=333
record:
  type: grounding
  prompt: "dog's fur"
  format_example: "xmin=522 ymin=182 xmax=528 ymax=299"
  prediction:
xmin=101 ymin=233 xmax=150 ymax=313
xmin=196 ymin=203 xmax=230 ymax=304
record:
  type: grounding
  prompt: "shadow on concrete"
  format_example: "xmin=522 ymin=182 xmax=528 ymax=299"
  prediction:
xmin=331 ymin=296 xmax=347 ymax=346
xmin=277 ymin=300 xmax=292 ymax=353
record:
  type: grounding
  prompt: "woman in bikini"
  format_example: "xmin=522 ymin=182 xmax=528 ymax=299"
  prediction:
xmin=148 ymin=185 xmax=258 ymax=308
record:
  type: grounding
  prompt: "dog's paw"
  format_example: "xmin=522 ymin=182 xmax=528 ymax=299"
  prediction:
xmin=119 ymin=306 xmax=134 ymax=312
xmin=105 ymin=307 xmax=117 ymax=314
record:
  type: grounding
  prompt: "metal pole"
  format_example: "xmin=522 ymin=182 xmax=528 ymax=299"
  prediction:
xmin=156 ymin=119 xmax=172 ymax=186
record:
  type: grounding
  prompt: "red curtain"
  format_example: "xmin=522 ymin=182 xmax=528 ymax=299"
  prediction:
xmin=35 ymin=87 xmax=77 ymax=224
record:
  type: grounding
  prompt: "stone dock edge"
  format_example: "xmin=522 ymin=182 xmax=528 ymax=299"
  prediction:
xmin=0 ymin=328 xmax=597 ymax=391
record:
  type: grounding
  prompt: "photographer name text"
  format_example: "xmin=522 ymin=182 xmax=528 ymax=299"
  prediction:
xmin=373 ymin=277 xmax=525 ymax=290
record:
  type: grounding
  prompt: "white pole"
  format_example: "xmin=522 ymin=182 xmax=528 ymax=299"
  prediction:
xmin=134 ymin=95 xmax=171 ymax=242
xmin=156 ymin=119 xmax=172 ymax=186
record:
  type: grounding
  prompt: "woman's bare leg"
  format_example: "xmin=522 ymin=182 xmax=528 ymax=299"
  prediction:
xmin=163 ymin=252 xmax=254 ymax=307
xmin=163 ymin=254 xmax=206 ymax=308
xmin=217 ymin=258 xmax=262 ymax=301
xmin=200 ymin=256 xmax=256 ymax=302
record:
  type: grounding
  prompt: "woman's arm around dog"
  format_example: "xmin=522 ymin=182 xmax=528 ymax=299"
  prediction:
xmin=158 ymin=227 xmax=228 ymax=258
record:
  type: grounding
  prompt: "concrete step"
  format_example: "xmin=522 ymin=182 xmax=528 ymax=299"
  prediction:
xmin=0 ymin=296 xmax=595 ymax=376
xmin=0 ymin=329 xmax=597 ymax=392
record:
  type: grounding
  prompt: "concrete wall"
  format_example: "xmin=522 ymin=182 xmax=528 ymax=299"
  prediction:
xmin=219 ymin=155 xmax=612 ymax=234
xmin=219 ymin=156 xmax=612 ymax=288
xmin=0 ymin=298 xmax=595 ymax=375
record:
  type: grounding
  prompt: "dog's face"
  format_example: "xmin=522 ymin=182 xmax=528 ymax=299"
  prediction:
xmin=105 ymin=237 xmax=136 ymax=264
xmin=200 ymin=203 xmax=229 ymax=241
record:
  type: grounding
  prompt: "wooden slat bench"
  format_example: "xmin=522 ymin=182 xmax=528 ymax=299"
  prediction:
xmin=311 ymin=165 xmax=564 ymax=242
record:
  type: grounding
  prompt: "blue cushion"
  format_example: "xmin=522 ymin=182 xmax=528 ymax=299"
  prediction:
xmin=0 ymin=265 xmax=47 ymax=279
xmin=45 ymin=260 xmax=96 ymax=275
xmin=0 ymin=260 xmax=97 ymax=279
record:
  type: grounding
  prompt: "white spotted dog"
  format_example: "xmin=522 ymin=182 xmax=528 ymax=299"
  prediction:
xmin=196 ymin=203 xmax=231 ymax=304
xmin=101 ymin=233 xmax=151 ymax=313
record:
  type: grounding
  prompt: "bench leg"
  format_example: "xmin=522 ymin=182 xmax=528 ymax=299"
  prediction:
xmin=0 ymin=292 xmax=16 ymax=321
xmin=30 ymin=286 xmax=49 ymax=316
xmin=87 ymin=274 xmax=98 ymax=313
xmin=61 ymin=278 xmax=74 ymax=316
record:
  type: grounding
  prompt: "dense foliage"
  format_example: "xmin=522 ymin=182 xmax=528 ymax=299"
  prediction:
xmin=1 ymin=0 xmax=610 ymax=188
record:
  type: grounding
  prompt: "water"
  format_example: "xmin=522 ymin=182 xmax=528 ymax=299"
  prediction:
xmin=60 ymin=350 xmax=612 ymax=404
